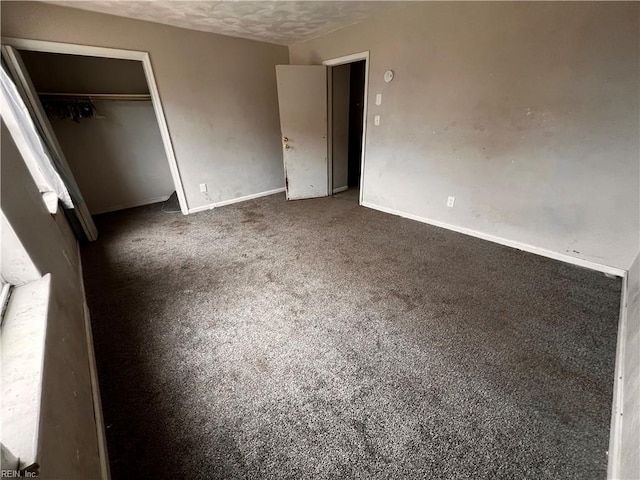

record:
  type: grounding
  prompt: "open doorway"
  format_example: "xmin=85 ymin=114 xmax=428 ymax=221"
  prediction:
xmin=347 ymin=61 xmax=365 ymax=192
xmin=324 ymin=53 xmax=369 ymax=204
xmin=274 ymin=52 xmax=368 ymax=203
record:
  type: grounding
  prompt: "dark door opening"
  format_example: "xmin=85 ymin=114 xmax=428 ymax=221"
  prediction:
xmin=348 ymin=60 xmax=365 ymax=189
xmin=331 ymin=59 xmax=366 ymax=200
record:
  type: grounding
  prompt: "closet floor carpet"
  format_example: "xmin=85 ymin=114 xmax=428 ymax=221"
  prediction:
xmin=81 ymin=190 xmax=621 ymax=480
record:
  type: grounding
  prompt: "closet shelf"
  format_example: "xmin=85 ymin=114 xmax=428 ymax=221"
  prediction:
xmin=38 ymin=92 xmax=151 ymax=101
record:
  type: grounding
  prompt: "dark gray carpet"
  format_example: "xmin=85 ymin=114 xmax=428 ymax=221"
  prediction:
xmin=81 ymin=189 xmax=621 ymax=480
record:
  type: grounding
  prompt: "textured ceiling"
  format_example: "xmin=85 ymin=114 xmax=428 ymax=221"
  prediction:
xmin=45 ymin=1 xmax=412 ymax=46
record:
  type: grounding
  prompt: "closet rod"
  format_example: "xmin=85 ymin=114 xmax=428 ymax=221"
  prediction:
xmin=38 ymin=92 xmax=152 ymax=101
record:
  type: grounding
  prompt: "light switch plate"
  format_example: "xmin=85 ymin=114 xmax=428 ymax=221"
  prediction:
xmin=376 ymin=94 xmax=382 ymax=106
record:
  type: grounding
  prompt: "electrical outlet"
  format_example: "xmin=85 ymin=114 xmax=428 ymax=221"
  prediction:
xmin=447 ymin=196 xmax=455 ymax=208
xmin=200 ymin=183 xmax=207 ymax=193
xmin=374 ymin=115 xmax=380 ymax=126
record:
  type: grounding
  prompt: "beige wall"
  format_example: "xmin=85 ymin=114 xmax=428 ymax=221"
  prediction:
xmin=1 ymin=1 xmax=289 ymax=211
xmin=1 ymin=121 xmax=101 ymax=478
xmin=290 ymin=1 xmax=640 ymax=271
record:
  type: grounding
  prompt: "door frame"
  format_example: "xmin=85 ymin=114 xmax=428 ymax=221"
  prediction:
xmin=1 ymin=37 xmax=189 ymax=214
xmin=323 ymin=51 xmax=370 ymax=205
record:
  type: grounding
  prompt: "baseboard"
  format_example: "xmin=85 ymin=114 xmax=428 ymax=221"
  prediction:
xmin=607 ymin=274 xmax=628 ymax=479
xmin=92 ymin=195 xmax=171 ymax=215
xmin=332 ymin=186 xmax=348 ymax=194
xmin=77 ymin=246 xmax=111 ymax=480
xmin=360 ymin=201 xmax=626 ymax=277
xmin=188 ymin=187 xmax=285 ymax=214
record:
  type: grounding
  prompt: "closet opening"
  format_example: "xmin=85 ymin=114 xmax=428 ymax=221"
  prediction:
xmin=18 ymin=51 xmax=177 ymax=216
xmin=1 ymin=38 xmax=188 ymax=241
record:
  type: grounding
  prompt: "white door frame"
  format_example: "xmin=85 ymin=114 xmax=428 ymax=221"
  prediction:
xmin=1 ymin=37 xmax=189 ymax=214
xmin=323 ymin=51 xmax=370 ymax=205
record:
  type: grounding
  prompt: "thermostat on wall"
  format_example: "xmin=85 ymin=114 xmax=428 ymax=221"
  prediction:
xmin=384 ymin=70 xmax=394 ymax=83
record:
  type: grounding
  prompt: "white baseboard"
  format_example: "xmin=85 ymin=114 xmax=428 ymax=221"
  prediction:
xmin=360 ymin=201 xmax=626 ymax=277
xmin=188 ymin=187 xmax=285 ymax=214
xmin=332 ymin=186 xmax=348 ymax=194
xmin=92 ymin=195 xmax=171 ymax=215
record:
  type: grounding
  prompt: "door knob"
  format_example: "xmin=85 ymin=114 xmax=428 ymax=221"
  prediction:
xmin=283 ymin=137 xmax=289 ymax=142
xmin=284 ymin=144 xmax=290 ymax=150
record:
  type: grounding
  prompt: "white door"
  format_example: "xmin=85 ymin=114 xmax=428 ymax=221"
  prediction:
xmin=275 ymin=65 xmax=328 ymax=200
